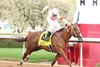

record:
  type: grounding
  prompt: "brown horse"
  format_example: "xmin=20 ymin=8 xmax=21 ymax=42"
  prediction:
xmin=3 ymin=23 xmax=82 ymax=67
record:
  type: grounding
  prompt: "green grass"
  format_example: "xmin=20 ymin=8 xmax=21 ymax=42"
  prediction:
xmin=0 ymin=48 xmax=55 ymax=63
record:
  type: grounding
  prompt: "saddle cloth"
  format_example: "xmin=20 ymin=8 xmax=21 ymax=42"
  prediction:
xmin=38 ymin=31 xmax=53 ymax=46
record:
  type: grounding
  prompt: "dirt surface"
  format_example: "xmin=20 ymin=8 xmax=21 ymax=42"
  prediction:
xmin=0 ymin=61 xmax=80 ymax=67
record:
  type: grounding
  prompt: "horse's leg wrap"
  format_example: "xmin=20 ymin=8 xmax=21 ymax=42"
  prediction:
xmin=24 ymin=54 xmax=29 ymax=62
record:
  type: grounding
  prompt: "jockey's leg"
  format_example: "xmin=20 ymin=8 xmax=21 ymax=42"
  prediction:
xmin=43 ymin=31 xmax=51 ymax=41
xmin=44 ymin=19 xmax=54 ymax=41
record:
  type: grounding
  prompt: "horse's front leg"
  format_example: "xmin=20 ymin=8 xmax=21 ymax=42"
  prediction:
xmin=51 ymin=53 xmax=60 ymax=67
xmin=59 ymin=48 xmax=72 ymax=67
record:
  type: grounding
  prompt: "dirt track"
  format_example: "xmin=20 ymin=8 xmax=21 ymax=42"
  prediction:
xmin=0 ymin=61 xmax=80 ymax=67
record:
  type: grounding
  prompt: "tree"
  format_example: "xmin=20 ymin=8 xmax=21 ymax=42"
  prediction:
xmin=0 ymin=0 xmax=76 ymax=33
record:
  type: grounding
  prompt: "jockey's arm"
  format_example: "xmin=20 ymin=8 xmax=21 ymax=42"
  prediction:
xmin=42 ymin=5 xmax=49 ymax=14
xmin=63 ymin=19 xmax=72 ymax=26
xmin=62 ymin=18 xmax=68 ymax=24
xmin=58 ymin=16 xmax=71 ymax=26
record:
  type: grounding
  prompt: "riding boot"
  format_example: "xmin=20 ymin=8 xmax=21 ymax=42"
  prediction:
xmin=44 ymin=31 xmax=51 ymax=41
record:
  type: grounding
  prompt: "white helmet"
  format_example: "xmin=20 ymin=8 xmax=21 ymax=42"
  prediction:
xmin=51 ymin=8 xmax=59 ymax=16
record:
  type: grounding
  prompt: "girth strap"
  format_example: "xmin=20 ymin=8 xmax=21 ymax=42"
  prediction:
xmin=48 ymin=45 xmax=54 ymax=52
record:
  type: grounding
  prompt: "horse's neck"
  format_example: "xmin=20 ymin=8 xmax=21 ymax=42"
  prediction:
xmin=62 ymin=28 xmax=72 ymax=42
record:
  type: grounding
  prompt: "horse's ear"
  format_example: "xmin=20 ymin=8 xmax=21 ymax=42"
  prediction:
xmin=75 ymin=23 xmax=78 ymax=26
xmin=76 ymin=12 xmax=80 ymax=24
xmin=74 ymin=22 xmax=78 ymax=26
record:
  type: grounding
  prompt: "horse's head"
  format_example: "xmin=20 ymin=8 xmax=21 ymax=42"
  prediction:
xmin=65 ymin=23 xmax=83 ymax=42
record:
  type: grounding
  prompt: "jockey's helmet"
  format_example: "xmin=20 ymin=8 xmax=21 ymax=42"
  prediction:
xmin=51 ymin=8 xmax=59 ymax=16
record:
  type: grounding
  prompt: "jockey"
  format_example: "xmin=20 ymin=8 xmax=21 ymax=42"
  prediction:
xmin=42 ymin=5 xmax=71 ymax=41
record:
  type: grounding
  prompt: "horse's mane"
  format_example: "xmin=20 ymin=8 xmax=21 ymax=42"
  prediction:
xmin=39 ymin=28 xmax=65 ymax=33
xmin=57 ymin=28 xmax=65 ymax=32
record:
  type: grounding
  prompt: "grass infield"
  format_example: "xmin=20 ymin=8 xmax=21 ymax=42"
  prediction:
xmin=0 ymin=48 xmax=55 ymax=63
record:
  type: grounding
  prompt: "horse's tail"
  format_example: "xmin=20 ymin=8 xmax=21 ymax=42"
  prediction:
xmin=0 ymin=32 xmax=31 ymax=42
xmin=11 ymin=36 xmax=27 ymax=42
xmin=0 ymin=36 xmax=27 ymax=42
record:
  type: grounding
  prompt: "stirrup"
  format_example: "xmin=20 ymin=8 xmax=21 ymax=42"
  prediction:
xmin=43 ymin=37 xmax=50 ymax=41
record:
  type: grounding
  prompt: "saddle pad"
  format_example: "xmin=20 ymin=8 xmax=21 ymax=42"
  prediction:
xmin=38 ymin=32 xmax=52 ymax=46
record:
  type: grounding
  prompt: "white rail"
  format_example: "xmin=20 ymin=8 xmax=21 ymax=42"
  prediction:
xmin=69 ymin=37 xmax=100 ymax=43
xmin=0 ymin=35 xmax=26 ymax=39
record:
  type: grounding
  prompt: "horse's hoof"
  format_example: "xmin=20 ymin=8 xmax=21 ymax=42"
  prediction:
xmin=17 ymin=62 xmax=23 ymax=66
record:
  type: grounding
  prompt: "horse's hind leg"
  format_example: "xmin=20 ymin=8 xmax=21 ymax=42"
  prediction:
xmin=17 ymin=49 xmax=32 ymax=66
xmin=59 ymin=48 xmax=72 ymax=67
xmin=24 ymin=54 xmax=30 ymax=62
xmin=51 ymin=53 xmax=60 ymax=67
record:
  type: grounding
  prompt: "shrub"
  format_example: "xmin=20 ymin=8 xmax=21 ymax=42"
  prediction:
xmin=0 ymin=40 xmax=23 ymax=48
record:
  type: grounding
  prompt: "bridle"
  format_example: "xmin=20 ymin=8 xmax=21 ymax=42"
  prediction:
xmin=65 ymin=24 xmax=79 ymax=37
xmin=71 ymin=25 xmax=78 ymax=37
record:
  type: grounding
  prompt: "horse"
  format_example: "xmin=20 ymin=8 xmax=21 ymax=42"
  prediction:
xmin=3 ymin=23 xmax=82 ymax=67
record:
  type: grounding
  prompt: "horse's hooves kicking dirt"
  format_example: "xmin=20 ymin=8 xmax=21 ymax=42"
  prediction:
xmin=17 ymin=62 xmax=23 ymax=66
